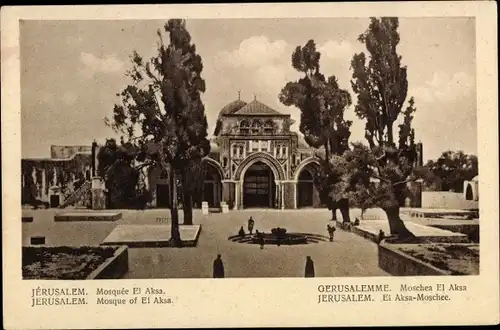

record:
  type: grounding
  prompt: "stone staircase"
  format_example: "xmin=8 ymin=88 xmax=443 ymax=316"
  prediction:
xmin=59 ymin=180 xmax=91 ymax=208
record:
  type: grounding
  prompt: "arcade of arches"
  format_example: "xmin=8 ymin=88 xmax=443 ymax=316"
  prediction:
xmin=148 ymin=161 xmax=223 ymax=209
xmin=148 ymin=158 xmax=322 ymax=210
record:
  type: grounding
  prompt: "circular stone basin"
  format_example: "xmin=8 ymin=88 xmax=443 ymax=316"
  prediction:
xmin=251 ymin=233 xmax=308 ymax=245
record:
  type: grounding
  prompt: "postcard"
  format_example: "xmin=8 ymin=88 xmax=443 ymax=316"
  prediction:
xmin=2 ymin=2 xmax=499 ymax=328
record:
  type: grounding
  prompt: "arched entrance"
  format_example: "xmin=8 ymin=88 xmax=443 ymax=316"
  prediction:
xmin=295 ymin=161 xmax=321 ymax=208
xmin=243 ymin=161 xmax=276 ymax=208
xmin=297 ymin=168 xmax=314 ymax=207
xmin=191 ymin=161 xmax=223 ymax=208
xmin=202 ymin=162 xmax=222 ymax=207
xmin=465 ymin=184 xmax=473 ymax=200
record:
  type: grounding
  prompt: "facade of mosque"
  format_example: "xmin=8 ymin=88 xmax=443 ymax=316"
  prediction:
xmin=148 ymin=97 xmax=324 ymax=210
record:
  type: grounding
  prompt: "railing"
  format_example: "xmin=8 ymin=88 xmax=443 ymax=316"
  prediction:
xmin=59 ymin=180 xmax=91 ymax=208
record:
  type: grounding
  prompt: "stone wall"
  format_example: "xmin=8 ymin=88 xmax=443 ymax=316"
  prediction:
xmin=422 ymin=191 xmax=479 ymax=210
xmin=378 ymin=243 xmax=448 ymax=276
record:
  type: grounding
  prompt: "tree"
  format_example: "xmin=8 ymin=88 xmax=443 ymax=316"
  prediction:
xmin=279 ymin=40 xmax=353 ymax=222
xmin=349 ymin=17 xmax=423 ymax=239
xmin=424 ymin=151 xmax=478 ymax=192
xmin=21 ymin=161 xmax=37 ymax=205
xmin=106 ymin=19 xmax=210 ymax=245
xmin=97 ymin=138 xmax=150 ymax=209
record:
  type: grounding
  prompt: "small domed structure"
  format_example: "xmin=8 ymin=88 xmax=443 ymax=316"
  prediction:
xmin=464 ymin=175 xmax=479 ymax=201
xmin=214 ymin=99 xmax=248 ymax=136
xmin=219 ymin=100 xmax=247 ymax=116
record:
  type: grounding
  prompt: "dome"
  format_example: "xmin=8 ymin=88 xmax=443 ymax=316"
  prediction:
xmin=219 ymin=100 xmax=247 ymax=117
xmin=214 ymin=99 xmax=247 ymax=136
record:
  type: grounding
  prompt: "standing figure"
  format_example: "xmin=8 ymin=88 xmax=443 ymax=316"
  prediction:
xmin=213 ymin=254 xmax=225 ymax=278
xmin=305 ymin=256 xmax=315 ymax=277
xmin=377 ymin=230 xmax=385 ymax=244
xmin=238 ymin=226 xmax=245 ymax=238
xmin=247 ymin=216 xmax=255 ymax=235
xmin=258 ymin=231 xmax=265 ymax=249
xmin=327 ymin=224 xmax=336 ymax=242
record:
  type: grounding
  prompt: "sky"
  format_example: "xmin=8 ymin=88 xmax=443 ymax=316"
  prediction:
xmin=20 ymin=17 xmax=476 ymax=162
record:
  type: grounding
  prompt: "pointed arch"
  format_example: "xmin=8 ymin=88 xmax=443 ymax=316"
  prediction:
xmin=202 ymin=157 xmax=224 ymax=179
xmin=293 ymin=157 xmax=321 ymax=181
xmin=234 ymin=152 xmax=285 ymax=181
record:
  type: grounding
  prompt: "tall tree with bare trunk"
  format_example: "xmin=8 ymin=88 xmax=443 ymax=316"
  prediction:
xmin=106 ymin=19 xmax=210 ymax=246
xmin=349 ymin=17 xmax=423 ymax=239
xmin=279 ymin=40 xmax=353 ymax=222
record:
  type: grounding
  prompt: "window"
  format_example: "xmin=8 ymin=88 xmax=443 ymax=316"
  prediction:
xmin=251 ymin=120 xmax=261 ymax=134
xmin=223 ymin=157 xmax=228 ymax=168
xmin=261 ymin=140 xmax=268 ymax=152
xmin=239 ymin=145 xmax=244 ymax=157
xmin=240 ymin=120 xmax=250 ymax=135
xmin=264 ymin=120 xmax=274 ymax=134
xmin=232 ymin=145 xmax=238 ymax=157
xmin=292 ymin=154 xmax=296 ymax=165
xmin=252 ymin=140 xmax=259 ymax=152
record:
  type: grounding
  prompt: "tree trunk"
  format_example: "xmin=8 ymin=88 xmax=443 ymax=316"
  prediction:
xmin=169 ymin=170 xmax=181 ymax=246
xmin=387 ymin=122 xmax=394 ymax=145
xmin=183 ymin=192 xmax=193 ymax=225
xmin=339 ymin=205 xmax=351 ymax=223
xmin=331 ymin=204 xmax=337 ymax=221
xmin=324 ymin=142 xmax=330 ymax=162
xmin=384 ymin=206 xmax=415 ymax=239
xmin=334 ymin=198 xmax=350 ymax=223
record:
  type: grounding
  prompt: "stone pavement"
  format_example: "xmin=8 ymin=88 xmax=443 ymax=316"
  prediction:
xmin=23 ymin=207 xmax=479 ymax=278
xmin=22 ymin=208 xmax=390 ymax=278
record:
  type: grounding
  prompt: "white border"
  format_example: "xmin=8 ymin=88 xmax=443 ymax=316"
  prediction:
xmin=2 ymin=2 xmax=499 ymax=328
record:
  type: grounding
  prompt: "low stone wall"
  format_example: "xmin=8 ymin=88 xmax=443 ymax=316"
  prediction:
xmin=87 ymin=245 xmax=129 ymax=279
xmin=54 ymin=212 xmax=122 ymax=222
xmin=429 ymin=224 xmax=479 ymax=242
xmin=182 ymin=225 xmax=202 ymax=247
xmin=421 ymin=191 xmax=478 ymax=210
xmin=378 ymin=243 xmax=449 ymax=276
xmin=351 ymin=225 xmax=378 ymax=243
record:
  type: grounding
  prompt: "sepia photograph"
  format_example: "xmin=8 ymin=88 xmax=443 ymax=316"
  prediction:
xmin=2 ymin=2 xmax=498 ymax=328
xmin=19 ymin=16 xmax=479 ymax=280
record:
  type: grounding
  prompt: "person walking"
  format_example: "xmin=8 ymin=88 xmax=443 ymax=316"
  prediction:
xmin=305 ymin=256 xmax=315 ymax=277
xmin=327 ymin=223 xmax=336 ymax=242
xmin=213 ymin=254 xmax=225 ymax=278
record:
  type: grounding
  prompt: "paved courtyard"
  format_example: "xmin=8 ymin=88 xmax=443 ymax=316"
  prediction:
xmin=22 ymin=208 xmax=395 ymax=278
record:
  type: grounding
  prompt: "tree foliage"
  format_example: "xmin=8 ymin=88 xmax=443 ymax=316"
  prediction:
xmin=424 ymin=151 xmax=478 ymax=192
xmin=279 ymin=40 xmax=353 ymax=159
xmin=97 ymin=138 xmax=151 ymax=209
xmin=279 ymin=40 xmax=353 ymax=221
xmin=349 ymin=17 xmax=422 ymax=238
xmin=106 ymin=19 xmax=210 ymax=240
